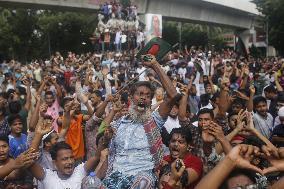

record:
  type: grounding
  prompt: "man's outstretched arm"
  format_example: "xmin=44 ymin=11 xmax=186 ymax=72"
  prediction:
xmin=143 ymin=55 xmax=178 ymax=118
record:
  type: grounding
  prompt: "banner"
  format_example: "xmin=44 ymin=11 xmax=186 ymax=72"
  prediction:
xmin=145 ymin=14 xmax=162 ymax=42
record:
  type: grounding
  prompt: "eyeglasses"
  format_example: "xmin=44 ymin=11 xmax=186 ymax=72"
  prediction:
xmin=231 ymin=184 xmax=258 ymax=189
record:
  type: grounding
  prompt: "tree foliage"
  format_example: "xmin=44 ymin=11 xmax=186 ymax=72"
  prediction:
xmin=0 ymin=8 xmax=97 ymax=62
xmin=254 ymin=0 xmax=284 ymax=54
xmin=163 ymin=21 xmax=227 ymax=50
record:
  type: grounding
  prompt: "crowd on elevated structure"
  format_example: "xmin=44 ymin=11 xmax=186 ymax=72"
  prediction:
xmin=89 ymin=1 xmax=145 ymax=53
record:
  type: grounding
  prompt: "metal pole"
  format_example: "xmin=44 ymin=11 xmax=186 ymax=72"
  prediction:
xmin=48 ymin=32 xmax=51 ymax=57
xmin=266 ymin=19 xmax=269 ymax=57
xmin=178 ymin=22 xmax=182 ymax=51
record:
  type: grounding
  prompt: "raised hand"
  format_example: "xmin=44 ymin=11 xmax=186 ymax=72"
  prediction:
xmin=64 ymin=100 xmax=73 ymax=113
xmin=245 ymin=112 xmax=255 ymax=131
xmin=50 ymin=76 xmax=57 ymax=84
xmin=34 ymin=94 xmax=41 ymax=103
xmin=100 ymin=148 xmax=109 ymax=161
xmin=142 ymin=54 xmax=159 ymax=67
xmin=102 ymin=127 xmax=115 ymax=147
xmin=249 ymin=85 xmax=255 ymax=96
xmin=208 ymin=121 xmax=225 ymax=142
xmin=35 ymin=116 xmax=53 ymax=136
xmin=105 ymin=94 xmax=114 ymax=102
xmin=228 ymin=144 xmax=263 ymax=174
xmin=262 ymin=148 xmax=284 ymax=175
xmin=39 ymin=103 xmax=48 ymax=116
xmin=13 ymin=148 xmax=40 ymax=169
xmin=236 ymin=109 xmax=246 ymax=131
xmin=235 ymin=90 xmax=249 ymax=101
xmin=169 ymin=159 xmax=186 ymax=185
xmin=21 ymin=78 xmax=31 ymax=86
xmin=179 ymin=83 xmax=189 ymax=96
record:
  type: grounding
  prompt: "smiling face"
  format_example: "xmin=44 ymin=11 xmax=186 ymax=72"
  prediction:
xmin=169 ymin=133 xmax=189 ymax=159
xmin=54 ymin=149 xmax=75 ymax=177
xmin=255 ymin=101 xmax=268 ymax=117
xmin=0 ymin=140 xmax=9 ymax=162
xmin=10 ymin=119 xmax=23 ymax=136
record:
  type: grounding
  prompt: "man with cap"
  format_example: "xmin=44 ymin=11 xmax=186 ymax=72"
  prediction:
xmin=271 ymin=106 xmax=284 ymax=147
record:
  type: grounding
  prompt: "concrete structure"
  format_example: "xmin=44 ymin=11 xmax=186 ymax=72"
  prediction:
xmin=0 ymin=0 xmax=260 ymax=29
xmin=0 ymin=0 xmax=261 ymax=49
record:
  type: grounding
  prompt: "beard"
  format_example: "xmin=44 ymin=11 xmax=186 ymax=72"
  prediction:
xmin=128 ymin=101 xmax=152 ymax=123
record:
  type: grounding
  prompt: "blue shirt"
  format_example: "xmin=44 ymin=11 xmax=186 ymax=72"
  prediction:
xmin=107 ymin=111 xmax=166 ymax=176
xmin=9 ymin=134 xmax=27 ymax=158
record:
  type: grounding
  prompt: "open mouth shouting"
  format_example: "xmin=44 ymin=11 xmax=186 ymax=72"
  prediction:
xmin=170 ymin=147 xmax=180 ymax=158
xmin=137 ymin=100 xmax=147 ymax=111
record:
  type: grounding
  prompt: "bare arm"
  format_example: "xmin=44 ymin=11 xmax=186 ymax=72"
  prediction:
xmin=274 ymin=72 xmax=283 ymax=92
xmin=0 ymin=150 xmax=39 ymax=179
xmin=0 ymin=160 xmax=19 ymax=179
xmin=178 ymin=84 xmax=189 ymax=121
xmin=29 ymin=163 xmax=45 ymax=180
xmin=52 ymin=79 xmax=62 ymax=101
xmin=37 ymin=78 xmax=46 ymax=96
xmin=196 ymin=145 xmax=262 ymax=189
xmin=24 ymin=82 xmax=31 ymax=111
xmin=144 ymin=56 xmax=177 ymax=119
xmin=58 ymin=108 xmax=71 ymax=139
xmin=28 ymin=95 xmax=41 ymax=132
xmin=94 ymin=148 xmax=108 ymax=179
xmin=247 ymin=86 xmax=255 ymax=112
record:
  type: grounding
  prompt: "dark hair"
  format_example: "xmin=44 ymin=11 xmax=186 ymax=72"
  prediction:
xmin=197 ymin=108 xmax=214 ymax=119
xmin=220 ymin=168 xmax=256 ymax=189
xmin=8 ymin=101 xmax=22 ymax=114
xmin=277 ymin=94 xmax=284 ymax=103
xmin=62 ymin=97 xmax=73 ymax=106
xmin=50 ymin=141 xmax=72 ymax=160
xmin=264 ymin=85 xmax=277 ymax=94
xmin=232 ymin=98 xmax=246 ymax=108
xmin=199 ymin=94 xmax=210 ymax=109
xmin=253 ymin=96 xmax=267 ymax=108
xmin=45 ymin=91 xmax=54 ymax=97
xmin=130 ymin=81 xmax=155 ymax=98
xmin=0 ymin=135 xmax=9 ymax=144
xmin=43 ymin=131 xmax=57 ymax=148
xmin=170 ymin=127 xmax=192 ymax=144
xmin=7 ymin=114 xmax=23 ymax=126
xmin=93 ymin=90 xmax=103 ymax=99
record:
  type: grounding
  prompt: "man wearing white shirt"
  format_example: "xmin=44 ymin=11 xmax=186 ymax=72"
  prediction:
xmin=115 ymin=30 xmax=122 ymax=52
xmin=29 ymin=140 xmax=106 ymax=189
xmin=136 ymin=63 xmax=146 ymax=81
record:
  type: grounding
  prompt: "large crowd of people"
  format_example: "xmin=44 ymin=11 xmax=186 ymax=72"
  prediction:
xmin=0 ymin=44 xmax=284 ymax=189
xmin=90 ymin=1 xmax=145 ymax=53
xmin=0 ymin=2 xmax=284 ymax=188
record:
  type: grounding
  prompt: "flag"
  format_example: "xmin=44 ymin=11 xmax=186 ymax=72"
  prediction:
xmin=136 ymin=37 xmax=172 ymax=62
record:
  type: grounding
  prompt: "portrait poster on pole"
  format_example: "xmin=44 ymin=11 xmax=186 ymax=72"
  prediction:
xmin=145 ymin=14 xmax=162 ymax=42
